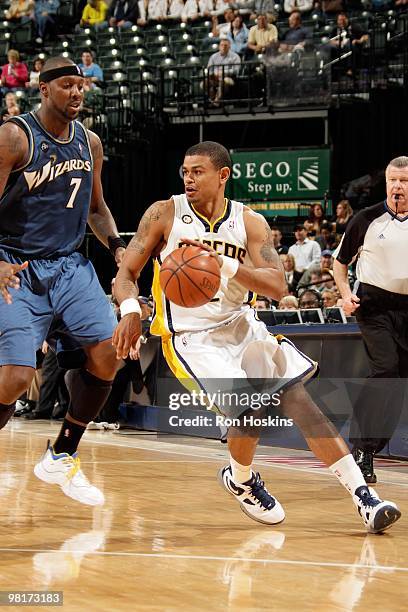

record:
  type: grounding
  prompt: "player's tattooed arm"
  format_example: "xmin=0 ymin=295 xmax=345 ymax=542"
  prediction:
xmin=126 ymin=200 xmax=168 ymax=255
xmin=114 ymin=200 xmax=172 ymax=305
xmin=86 ymin=130 xmax=124 ymax=263
xmin=0 ymin=122 xmax=28 ymax=199
xmin=233 ymin=209 xmax=287 ymax=300
xmin=112 ymin=199 xmax=172 ymax=359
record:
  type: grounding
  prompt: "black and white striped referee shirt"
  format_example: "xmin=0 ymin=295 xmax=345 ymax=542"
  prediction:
xmin=335 ymin=201 xmax=408 ymax=295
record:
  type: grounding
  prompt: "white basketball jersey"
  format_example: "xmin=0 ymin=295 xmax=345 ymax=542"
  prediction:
xmin=151 ymin=194 xmax=256 ymax=336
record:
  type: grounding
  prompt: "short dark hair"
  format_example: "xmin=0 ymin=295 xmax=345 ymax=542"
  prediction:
xmin=271 ymin=226 xmax=282 ymax=232
xmin=185 ymin=141 xmax=232 ymax=171
xmin=320 ymin=220 xmax=332 ymax=231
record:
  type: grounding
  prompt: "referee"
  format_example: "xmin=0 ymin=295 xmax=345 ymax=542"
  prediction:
xmin=333 ymin=156 xmax=408 ymax=483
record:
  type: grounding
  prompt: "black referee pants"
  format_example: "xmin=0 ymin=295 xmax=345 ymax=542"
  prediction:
xmin=350 ymin=287 xmax=408 ymax=454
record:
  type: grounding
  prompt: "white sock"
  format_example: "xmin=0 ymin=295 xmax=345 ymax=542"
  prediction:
xmin=230 ymin=455 xmax=252 ymax=484
xmin=329 ymin=454 xmax=367 ymax=495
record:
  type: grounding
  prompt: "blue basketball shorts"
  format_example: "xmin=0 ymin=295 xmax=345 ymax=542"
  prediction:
xmin=0 ymin=250 xmax=117 ymax=368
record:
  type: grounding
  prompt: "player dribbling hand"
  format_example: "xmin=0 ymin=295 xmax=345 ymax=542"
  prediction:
xmin=180 ymin=237 xmax=223 ymax=267
xmin=112 ymin=312 xmax=142 ymax=360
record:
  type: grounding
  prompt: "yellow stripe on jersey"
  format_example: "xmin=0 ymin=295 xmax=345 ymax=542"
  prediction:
xmin=250 ymin=292 xmax=257 ymax=307
xmin=150 ymin=259 xmax=171 ymax=339
xmin=191 ymin=198 xmax=228 ymax=233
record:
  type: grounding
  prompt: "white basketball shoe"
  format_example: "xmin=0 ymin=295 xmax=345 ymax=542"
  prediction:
xmin=34 ymin=443 xmax=104 ymax=506
xmin=218 ymin=465 xmax=285 ymax=525
xmin=353 ymin=485 xmax=401 ymax=533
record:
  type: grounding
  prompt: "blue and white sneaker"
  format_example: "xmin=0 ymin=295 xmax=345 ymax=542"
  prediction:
xmin=218 ymin=465 xmax=285 ymax=525
xmin=353 ymin=486 xmax=401 ymax=533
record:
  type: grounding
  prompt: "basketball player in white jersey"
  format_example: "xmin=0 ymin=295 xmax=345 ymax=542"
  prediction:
xmin=113 ymin=141 xmax=400 ymax=533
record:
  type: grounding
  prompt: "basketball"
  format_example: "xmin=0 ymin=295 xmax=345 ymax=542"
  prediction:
xmin=159 ymin=245 xmax=221 ymax=307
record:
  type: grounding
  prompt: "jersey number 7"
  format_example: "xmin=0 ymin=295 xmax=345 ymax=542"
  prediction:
xmin=66 ymin=178 xmax=82 ymax=208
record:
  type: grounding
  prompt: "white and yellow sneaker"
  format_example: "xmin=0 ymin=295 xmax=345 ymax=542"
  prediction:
xmin=34 ymin=443 xmax=104 ymax=506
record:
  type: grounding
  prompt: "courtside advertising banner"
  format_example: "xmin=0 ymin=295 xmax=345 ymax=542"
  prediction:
xmin=229 ymin=148 xmax=330 ymax=204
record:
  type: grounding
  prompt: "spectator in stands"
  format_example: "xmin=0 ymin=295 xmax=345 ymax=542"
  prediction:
xmin=279 ymin=10 xmax=310 ymax=49
xmin=3 ymin=91 xmax=18 ymax=109
xmin=211 ymin=8 xmax=236 ymax=39
xmin=284 ymin=0 xmax=313 ymax=15
xmin=235 ymin=0 xmax=253 ymax=15
xmin=298 ymin=289 xmax=321 ymax=309
xmin=108 ymin=0 xmax=138 ymax=28
xmin=181 ymin=0 xmax=201 ymax=22
xmin=227 ymin=14 xmax=249 ymax=56
xmin=271 ymin=226 xmax=288 ymax=254
xmin=212 ymin=0 xmax=231 ymax=16
xmin=26 ymin=57 xmax=44 ymax=91
xmin=316 ymin=0 xmax=344 ymax=19
xmin=250 ymin=0 xmax=277 ymax=23
xmin=280 ymin=253 xmax=303 ymax=294
xmin=255 ymin=295 xmax=271 ymax=309
xmin=310 ymin=269 xmax=336 ymax=292
xmin=167 ymin=0 xmax=185 ymax=20
xmin=332 ymin=199 xmax=353 ymax=235
xmin=327 ymin=12 xmax=368 ymax=64
xmin=206 ymin=39 xmax=241 ymax=104
xmin=278 ymin=295 xmax=299 ymax=310
xmin=78 ymin=50 xmax=104 ymax=87
xmin=304 ymin=203 xmax=326 ymax=236
xmin=316 ymin=220 xmax=338 ymax=251
xmin=288 ymin=224 xmax=321 ymax=272
xmin=79 ymin=0 xmax=108 ymax=30
xmin=34 ymin=0 xmax=60 ymax=44
xmin=1 ymin=50 xmax=28 ymax=96
xmin=297 ymin=249 xmax=333 ymax=294
xmin=0 ymin=102 xmax=21 ymax=123
xmin=248 ymin=13 xmax=278 ymax=56
xmin=5 ymin=0 xmax=35 ymax=23
xmin=322 ymin=289 xmax=338 ymax=308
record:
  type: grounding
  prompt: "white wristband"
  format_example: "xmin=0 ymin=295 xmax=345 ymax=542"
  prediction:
xmin=120 ymin=298 xmax=142 ymax=317
xmin=220 ymin=256 xmax=239 ymax=279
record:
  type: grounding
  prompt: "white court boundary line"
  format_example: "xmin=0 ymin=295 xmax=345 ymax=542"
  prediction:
xmin=0 ymin=547 xmax=406 ymax=572
xmin=12 ymin=429 xmax=408 ymax=488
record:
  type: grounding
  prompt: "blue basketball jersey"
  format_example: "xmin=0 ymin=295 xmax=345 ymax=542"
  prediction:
xmin=0 ymin=111 xmax=93 ymax=258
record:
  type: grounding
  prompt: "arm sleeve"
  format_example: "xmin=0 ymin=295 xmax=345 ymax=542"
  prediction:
xmin=82 ymin=5 xmax=90 ymax=19
xmin=94 ymin=65 xmax=104 ymax=81
xmin=248 ymin=27 xmax=257 ymax=45
xmin=334 ymin=211 xmax=368 ymax=265
xmin=269 ymin=25 xmax=278 ymax=42
xmin=311 ymin=241 xmax=321 ymax=266
xmin=107 ymin=0 xmax=116 ymax=18
xmin=125 ymin=0 xmax=139 ymax=20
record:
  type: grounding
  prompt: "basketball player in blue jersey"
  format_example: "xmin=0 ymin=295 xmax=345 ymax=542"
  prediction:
xmin=112 ymin=141 xmax=401 ymax=533
xmin=0 ymin=56 xmax=126 ymax=506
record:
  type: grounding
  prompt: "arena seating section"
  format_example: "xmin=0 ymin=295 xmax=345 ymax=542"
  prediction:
xmin=0 ymin=1 xmax=406 ymax=150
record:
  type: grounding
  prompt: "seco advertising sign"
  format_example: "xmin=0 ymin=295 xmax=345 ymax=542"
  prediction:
xmin=229 ymin=148 xmax=330 ymax=201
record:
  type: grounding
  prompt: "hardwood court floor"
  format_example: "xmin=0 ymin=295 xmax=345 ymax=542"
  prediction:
xmin=1 ymin=421 xmax=408 ymax=612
